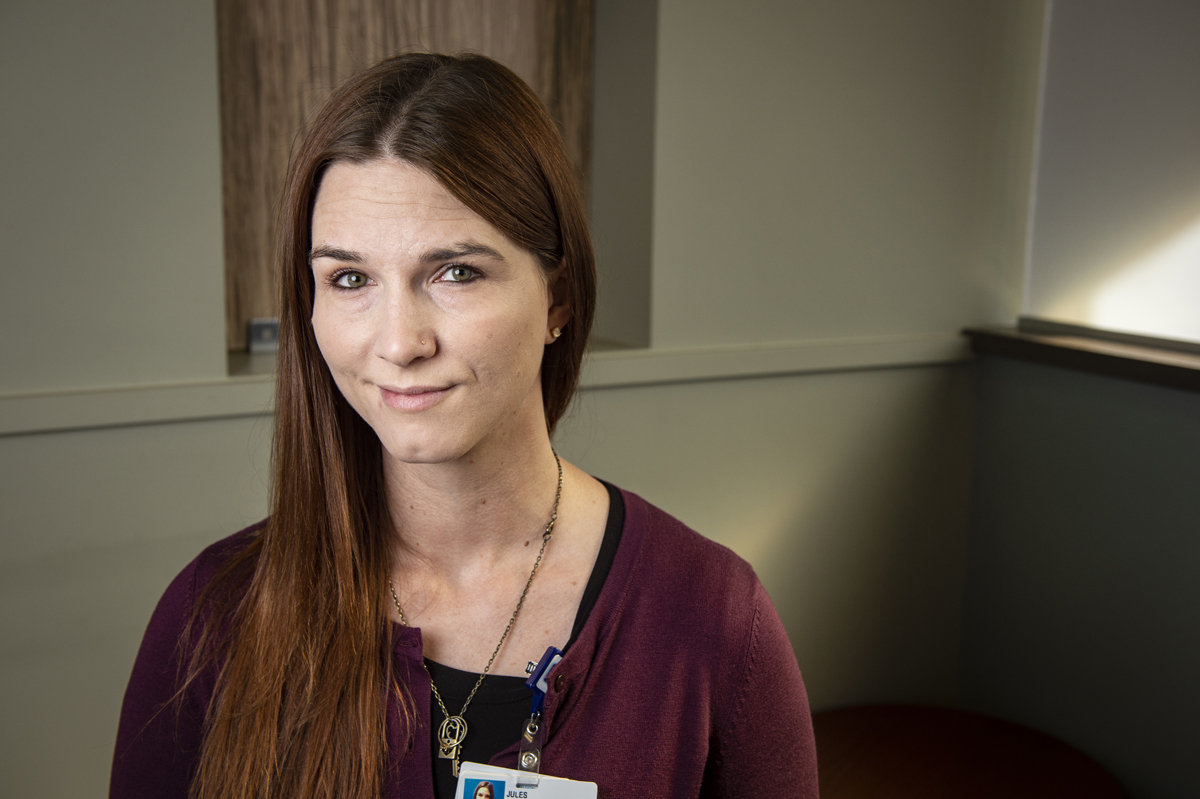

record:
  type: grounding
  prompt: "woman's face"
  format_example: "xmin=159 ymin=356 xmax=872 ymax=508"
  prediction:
xmin=473 ymin=785 xmax=494 ymax=799
xmin=310 ymin=158 xmax=566 ymax=464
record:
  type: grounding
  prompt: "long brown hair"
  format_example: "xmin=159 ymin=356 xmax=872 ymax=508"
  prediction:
xmin=185 ymin=53 xmax=596 ymax=799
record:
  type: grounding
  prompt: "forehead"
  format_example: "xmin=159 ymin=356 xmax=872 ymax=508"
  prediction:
xmin=313 ymin=158 xmax=484 ymax=230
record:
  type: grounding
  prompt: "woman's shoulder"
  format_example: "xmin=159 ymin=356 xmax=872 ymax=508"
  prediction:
xmin=615 ymin=487 xmax=759 ymax=592
xmin=596 ymin=487 xmax=805 ymax=727
xmin=128 ymin=520 xmax=266 ymax=697
xmin=605 ymin=486 xmax=767 ymax=641
xmin=151 ymin=519 xmax=267 ymax=633
xmin=112 ymin=520 xmax=267 ymax=793
xmin=189 ymin=519 xmax=267 ymax=591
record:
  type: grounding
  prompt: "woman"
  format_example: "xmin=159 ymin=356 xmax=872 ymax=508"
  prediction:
xmin=472 ymin=782 xmax=495 ymax=799
xmin=110 ymin=53 xmax=817 ymax=799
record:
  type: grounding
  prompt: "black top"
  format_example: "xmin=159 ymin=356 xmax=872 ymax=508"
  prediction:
xmin=428 ymin=482 xmax=625 ymax=798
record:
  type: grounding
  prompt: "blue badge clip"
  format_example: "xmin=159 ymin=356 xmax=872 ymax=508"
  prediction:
xmin=524 ymin=645 xmax=563 ymax=715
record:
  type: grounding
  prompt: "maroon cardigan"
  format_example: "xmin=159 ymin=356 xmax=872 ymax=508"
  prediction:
xmin=110 ymin=488 xmax=819 ymax=798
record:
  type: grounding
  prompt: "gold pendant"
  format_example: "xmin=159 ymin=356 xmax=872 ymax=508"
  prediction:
xmin=438 ymin=715 xmax=468 ymax=776
xmin=438 ymin=715 xmax=468 ymax=751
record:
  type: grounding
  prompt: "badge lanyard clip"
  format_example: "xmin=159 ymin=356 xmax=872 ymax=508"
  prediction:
xmin=519 ymin=646 xmax=562 ymax=788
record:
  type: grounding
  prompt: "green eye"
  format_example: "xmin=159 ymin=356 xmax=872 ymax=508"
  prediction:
xmin=334 ymin=271 xmax=367 ymax=288
xmin=443 ymin=265 xmax=479 ymax=283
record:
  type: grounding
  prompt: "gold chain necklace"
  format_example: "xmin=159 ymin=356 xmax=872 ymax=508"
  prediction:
xmin=388 ymin=451 xmax=563 ymax=778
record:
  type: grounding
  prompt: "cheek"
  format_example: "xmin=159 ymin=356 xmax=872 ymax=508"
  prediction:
xmin=310 ymin=304 xmax=338 ymax=366
xmin=311 ymin=301 xmax=363 ymax=374
xmin=470 ymin=306 xmax=545 ymax=379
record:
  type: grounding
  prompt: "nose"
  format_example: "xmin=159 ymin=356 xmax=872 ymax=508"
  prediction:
xmin=371 ymin=284 xmax=436 ymax=366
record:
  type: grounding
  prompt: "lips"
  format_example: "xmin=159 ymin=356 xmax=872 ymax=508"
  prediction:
xmin=378 ymin=384 xmax=452 ymax=412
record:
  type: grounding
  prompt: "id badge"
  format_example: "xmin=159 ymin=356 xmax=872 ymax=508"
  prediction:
xmin=455 ymin=762 xmax=597 ymax=799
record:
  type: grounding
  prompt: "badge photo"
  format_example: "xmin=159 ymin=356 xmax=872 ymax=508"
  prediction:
xmin=462 ymin=777 xmax=503 ymax=799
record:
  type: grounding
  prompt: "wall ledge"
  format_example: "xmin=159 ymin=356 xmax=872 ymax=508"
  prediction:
xmin=580 ymin=333 xmax=968 ymax=389
xmin=0 ymin=333 xmax=968 ymax=437
xmin=0 ymin=376 xmax=275 ymax=437
xmin=965 ymin=326 xmax=1200 ymax=393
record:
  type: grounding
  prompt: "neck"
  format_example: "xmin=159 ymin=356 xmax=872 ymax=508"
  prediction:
xmin=384 ymin=426 xmax=561 ymax=575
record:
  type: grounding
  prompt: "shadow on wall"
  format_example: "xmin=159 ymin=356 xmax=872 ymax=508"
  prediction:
xmin=755 ymin=366 xmax=974 ymax=709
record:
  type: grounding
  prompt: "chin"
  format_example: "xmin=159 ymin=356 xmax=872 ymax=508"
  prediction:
xmin=368 ymin=417 xmax=483 ymax=465
xmin=376 ymin=432 xmax=468 ymax=465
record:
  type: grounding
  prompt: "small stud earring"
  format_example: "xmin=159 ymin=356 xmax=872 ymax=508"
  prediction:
xmin=551 ymin=327 xmax=562 ymax=338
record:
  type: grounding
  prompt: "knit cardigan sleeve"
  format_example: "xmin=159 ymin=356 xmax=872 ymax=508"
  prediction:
xmin=706 ymin=579 xmax=819 ymax=796
xmin=109 ymin=527 xmax=259 ymax=799
xmin=109 ymin=556 xmax=206 ymax=799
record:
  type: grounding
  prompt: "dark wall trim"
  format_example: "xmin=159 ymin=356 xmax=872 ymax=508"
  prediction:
xmin=964 ymin=327 xmax=1200 ymax=394
xmin=1017 ymin=316 xmax=1200 ymax=357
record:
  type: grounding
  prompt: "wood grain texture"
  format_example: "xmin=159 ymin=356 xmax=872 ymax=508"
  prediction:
xmin=218 ymin=0 xmax=592 ymax=349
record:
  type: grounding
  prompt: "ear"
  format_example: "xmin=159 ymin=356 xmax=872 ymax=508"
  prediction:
xmin=545 ymin=262 xmax=571 ymax=344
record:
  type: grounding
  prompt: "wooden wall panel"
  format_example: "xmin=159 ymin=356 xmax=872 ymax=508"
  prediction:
xmin=218 ymin=0 xmax=592 ymax=350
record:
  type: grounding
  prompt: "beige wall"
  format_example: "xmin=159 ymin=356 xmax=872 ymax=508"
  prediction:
xmin=0 ymin=416 xmax=273 ymax=797
xmin=0 ymin=0 xmax=1044 ymax=795
xmin=650 ymin=0 xmax=1039 ymax=346
xmin=1024 ymin=0 xmax=1200 ymax=343
xmin=0 ymin=0 xmax=226 ymax=395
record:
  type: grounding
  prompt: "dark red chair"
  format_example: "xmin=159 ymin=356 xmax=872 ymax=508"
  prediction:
xmin=812 ymin=705 xmax=1126 ymax=798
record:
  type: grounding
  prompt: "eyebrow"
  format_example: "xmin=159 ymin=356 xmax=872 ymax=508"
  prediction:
xmin=419 ymin=242 xmax=507 ymax=263
xmin=308 ymin=241 xmax=506 ymax=266
xmin=308 ymin=245 xmax=363 ymax=265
